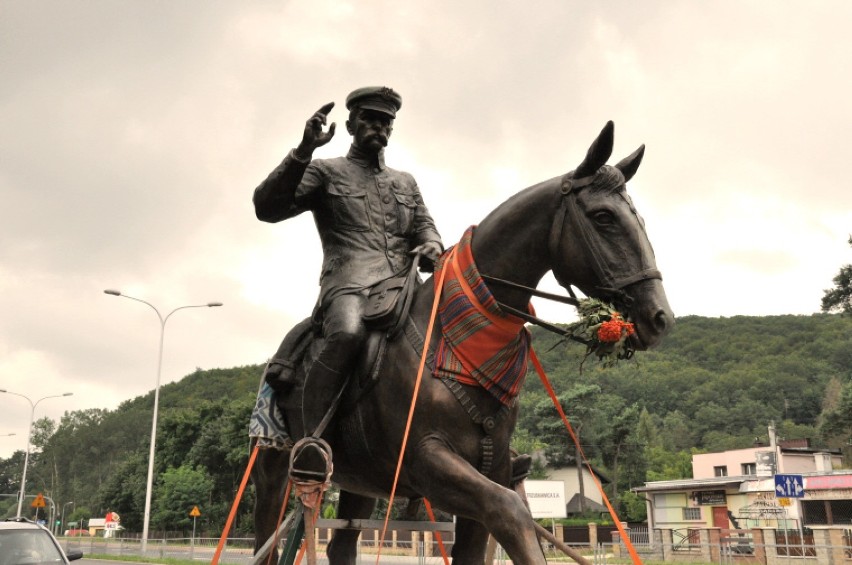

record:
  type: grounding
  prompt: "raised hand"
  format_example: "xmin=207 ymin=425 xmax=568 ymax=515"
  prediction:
xmin=295 ymin=102 xmax=336 ymax=160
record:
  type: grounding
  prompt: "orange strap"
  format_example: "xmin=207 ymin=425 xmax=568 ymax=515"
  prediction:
xmin=529 ymin=347 xmax=642 ymax=565
xmin=423 ymin=498 xmax=450 ymax=565
xmin=212 ymin=443 xmax=260 ymax=565
xmin=265 ymin=479 xmax=295 ymax=565
xmin=376 ymin=252 xmax=451 ymax=565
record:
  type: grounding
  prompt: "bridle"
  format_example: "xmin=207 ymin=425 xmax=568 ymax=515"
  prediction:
xmin=482 ymin=169 xmax=662 ymax=343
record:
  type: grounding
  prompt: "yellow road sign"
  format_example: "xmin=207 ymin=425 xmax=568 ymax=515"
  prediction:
xmin=190 ymin=506 xmax=201 ymax=517
xmin=31 ymin=493 xmax=46 ymax=508
xmin=777 ymin=497 xmax=791 ymax=506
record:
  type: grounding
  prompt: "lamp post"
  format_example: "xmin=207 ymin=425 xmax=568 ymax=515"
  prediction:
xmin=103 ymin=289 xmax=222 ymax=553
xmin=0 ymin=390 xmax=73 ymax=517
xmin=61 ymin=501 xmax=74 ymax=535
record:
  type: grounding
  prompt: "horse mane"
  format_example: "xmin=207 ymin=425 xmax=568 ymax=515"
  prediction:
xmin=581 ymin=164 xmax=626 ymax=195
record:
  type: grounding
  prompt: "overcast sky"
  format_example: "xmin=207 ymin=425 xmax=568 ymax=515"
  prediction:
xmin=2 ymin=1 xmax=851 ymax=458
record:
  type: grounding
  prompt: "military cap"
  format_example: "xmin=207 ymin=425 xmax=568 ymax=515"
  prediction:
xmin=345 ymin=86 xmax=402 ymax=118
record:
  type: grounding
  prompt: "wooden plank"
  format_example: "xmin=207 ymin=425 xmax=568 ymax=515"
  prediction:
xmin=315 ymin=519 xmax=454 ymax=532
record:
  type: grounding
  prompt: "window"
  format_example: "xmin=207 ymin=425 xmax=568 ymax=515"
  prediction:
xmin=802 ymin=500 xmax=852 ymax=526
xmin=714 ymin=465 xmax=728 ymax=477
xmin=683 ymin=507 xmax=701 ymax=520
xmin=741 ymin=463 xmax=756 ymax=475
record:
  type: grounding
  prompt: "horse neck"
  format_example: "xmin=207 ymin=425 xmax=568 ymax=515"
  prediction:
xmin=471 ymin=179 xmax=559 ymax=310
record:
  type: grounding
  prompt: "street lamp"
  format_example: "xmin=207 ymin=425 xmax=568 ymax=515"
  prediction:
xmin=0 ymin=390 xmax=73 ymax=517
xmin=103 ymin=289 xmax=222 ymax=553
xmin=61 ymin=501 xmax=74 ymax=535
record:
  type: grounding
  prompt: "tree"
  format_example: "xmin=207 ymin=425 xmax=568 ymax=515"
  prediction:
xmin=619 ymin=490 xmax=647 ymax=522
xmin=819 ymin=379 xmax=852 ymax=440
xmin=822 ymin=236 xmax=852 ymax=314
xmin=98 ymin=452 xmax=148 ymax=531
xmin=152 ymin=466 xmax=213 ymax=532
xmin=597 ymin=402 xmax=643 ymax=496
xmin=531 ymin=383 xmax=604 ymax=513
xmin=644 ymin=447 xmax=694 ymax=481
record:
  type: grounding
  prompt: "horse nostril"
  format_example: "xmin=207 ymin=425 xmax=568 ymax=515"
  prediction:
xmin=654 ymin=309 xmax=672 ymax=334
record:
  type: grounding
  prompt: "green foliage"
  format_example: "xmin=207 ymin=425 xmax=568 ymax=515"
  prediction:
xmin=152 ymin=466 xmax=214 ymax=530
xmin=515 ymin=312 xmax=852 ymax=503
xmin=644 ymin=447 xmax=694 ymax=481
xmin=83 ymin=555 xmax=198 ymax=565
xmin=619 ymin=490 xmax=648 ymax=522
xmin=819 ymin=377 xmax=852 ymax=439
xmin=821 ymin=236 xmax=852 ymax=314
xmin=98 ymin=452 xmax=148 ymax=531
xmin=322 ymin=503 xmax=336 ymax=519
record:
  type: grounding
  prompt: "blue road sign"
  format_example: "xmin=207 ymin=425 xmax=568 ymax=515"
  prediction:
xmin=774 ymin=474 xmax=804 ymax=498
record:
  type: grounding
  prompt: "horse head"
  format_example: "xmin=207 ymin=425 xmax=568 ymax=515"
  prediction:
xmin=551 ymin=121 xmax=673 ymax=349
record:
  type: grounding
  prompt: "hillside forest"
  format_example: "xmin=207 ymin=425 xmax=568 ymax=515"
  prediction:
xmin=1 ymin=310 xmax=850 ymax=535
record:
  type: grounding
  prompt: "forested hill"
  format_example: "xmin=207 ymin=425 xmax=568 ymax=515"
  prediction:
xmin=524 ymin=313 xmax=851 ymax=459
xmin=2 ymin=314 xmax=849 ymax=531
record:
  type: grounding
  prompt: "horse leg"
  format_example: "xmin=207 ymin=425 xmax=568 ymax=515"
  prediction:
xmin=251 ymin=446 xmax=291 ymax=559
xmin=410 ymin=439 xmax=545 ymax=565
xmin=326 ymin=490 xmax=376 ymax=565
xmin=451 ymin=517 xmax=491 ymax=564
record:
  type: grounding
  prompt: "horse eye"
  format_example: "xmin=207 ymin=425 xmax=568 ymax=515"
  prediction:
xmin=591 ymin=211 xmax=615 ymax=225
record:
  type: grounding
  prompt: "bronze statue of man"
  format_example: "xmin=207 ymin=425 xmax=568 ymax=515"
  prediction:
xmin=253 ymin=86 xmax=444 ymax=433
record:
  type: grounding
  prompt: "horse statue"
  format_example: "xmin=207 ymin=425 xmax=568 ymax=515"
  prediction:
xmin=251 ymin=121 xmax=673 ymax=565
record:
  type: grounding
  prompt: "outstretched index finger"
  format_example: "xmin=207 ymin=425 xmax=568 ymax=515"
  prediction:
xmin=316 ymin=101 xmax=335 ymax=117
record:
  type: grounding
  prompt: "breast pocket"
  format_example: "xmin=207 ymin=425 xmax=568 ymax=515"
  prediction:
xmin=393 ymin=191 xmax=417 ymax=235
xmin=327 ymin=182 xmax=371 ymax=232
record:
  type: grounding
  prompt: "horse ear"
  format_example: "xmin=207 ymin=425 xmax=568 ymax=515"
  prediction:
xmin=575 ymin=121 xmax=614 ymax=178
xmin=615 ymin=144 xmax=645 ymax=182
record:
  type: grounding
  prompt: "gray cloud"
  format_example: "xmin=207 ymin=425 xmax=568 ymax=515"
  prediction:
xmin=2 ymin=0 xmax=851 ymax=456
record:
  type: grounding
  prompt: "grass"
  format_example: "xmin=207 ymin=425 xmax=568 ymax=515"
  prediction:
xmin=84 ymin=554 xmax=198 ymax=565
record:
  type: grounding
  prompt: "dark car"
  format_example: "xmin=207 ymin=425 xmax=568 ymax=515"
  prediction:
xmin=0 ymin=518 xmax=83 ymax=565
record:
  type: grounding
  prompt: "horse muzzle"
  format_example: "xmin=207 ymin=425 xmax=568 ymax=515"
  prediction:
xmin=626 ymin=280 xmax=674 ymax=350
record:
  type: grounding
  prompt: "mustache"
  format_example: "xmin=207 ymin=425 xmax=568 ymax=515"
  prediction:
xmin=367 ymin=131 xmax=389 ymax=145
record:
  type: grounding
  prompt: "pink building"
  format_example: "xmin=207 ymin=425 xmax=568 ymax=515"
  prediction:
xmin=635 ymin=424 xmax=848 ymax=532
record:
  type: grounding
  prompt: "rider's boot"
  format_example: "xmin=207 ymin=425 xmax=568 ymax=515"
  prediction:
xmin=264 ymin=318 xmax=314 ymax=394
xmin=301 ymin=358 xmax=345 ymax=437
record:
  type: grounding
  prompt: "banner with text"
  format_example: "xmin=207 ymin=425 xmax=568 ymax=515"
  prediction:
xmin=524 ymin=480 xmax=567 ymax=518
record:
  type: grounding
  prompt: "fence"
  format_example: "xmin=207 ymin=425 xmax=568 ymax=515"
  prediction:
xmin=608 ymin=527 xmax=852 ymax=565
xmin=62 ymin=536 xmax=476 ymax=565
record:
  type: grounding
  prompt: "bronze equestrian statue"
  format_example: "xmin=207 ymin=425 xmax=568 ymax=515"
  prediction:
xmin=250 ymin=115 xmax=674 ymax=565
xmin=253 ymin=87 xmax=444 ymax=434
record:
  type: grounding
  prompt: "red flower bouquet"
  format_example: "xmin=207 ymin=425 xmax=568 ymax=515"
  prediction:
xmin=565 ymin=298 xmax=635 ymax=367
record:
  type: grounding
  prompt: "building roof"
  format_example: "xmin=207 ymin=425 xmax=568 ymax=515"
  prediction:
xmin=633 ymin=475 xmax=746 ymax=493
xmin=565 ymin=494 xmax=608 ymax=514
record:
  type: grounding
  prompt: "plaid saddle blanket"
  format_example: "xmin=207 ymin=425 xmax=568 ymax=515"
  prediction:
xmin=433 ymin=225 xmax=531 ymax=406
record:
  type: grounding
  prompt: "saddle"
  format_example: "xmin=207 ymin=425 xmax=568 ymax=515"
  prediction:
xmin=264 ymin=254 xmax=422 ymax=395
xmin=262 ymin=255 xmax=424 ymax=443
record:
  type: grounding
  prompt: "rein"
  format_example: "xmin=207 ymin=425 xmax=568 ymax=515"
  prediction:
xmin=479 ymin=274 xmax=589 ymax=345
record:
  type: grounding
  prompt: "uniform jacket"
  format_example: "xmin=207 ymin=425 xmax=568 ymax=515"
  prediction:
xmin=253 ymin=145 xmax=443 ymax=306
